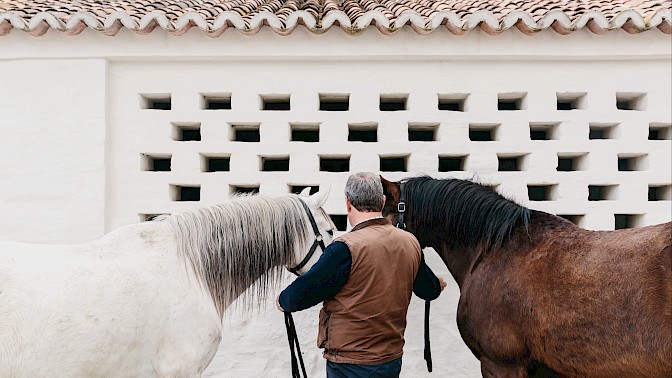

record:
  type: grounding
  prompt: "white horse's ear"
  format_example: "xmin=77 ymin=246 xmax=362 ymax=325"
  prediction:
xmin=309 ymin=185 xmax=330 ymax=208
xmin=299 ymin=187 xmax=311 ymax=197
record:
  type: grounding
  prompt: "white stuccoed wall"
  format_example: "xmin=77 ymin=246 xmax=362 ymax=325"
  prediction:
xmin=0 ymin=27 xmax=670 ymax=377
xmin=0 ymin=59 xmax=107 ymax=243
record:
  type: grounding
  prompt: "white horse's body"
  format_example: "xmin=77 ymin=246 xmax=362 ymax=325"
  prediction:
xmin=1 ymin=222 xmax=221 ymax=377
xmin=0 ymin=190 xmax=332 ymax=377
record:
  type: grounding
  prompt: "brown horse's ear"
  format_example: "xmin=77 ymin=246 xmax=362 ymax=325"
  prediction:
xmin=380 ymin=175 xmax=400 ymax=204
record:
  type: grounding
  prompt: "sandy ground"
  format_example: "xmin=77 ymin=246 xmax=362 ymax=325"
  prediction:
xmin=203 ymin=250 xmax=481 ymax=377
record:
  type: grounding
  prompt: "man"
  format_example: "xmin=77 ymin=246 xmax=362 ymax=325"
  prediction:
xmin=277 ymin=172 xmax=446 ymax=378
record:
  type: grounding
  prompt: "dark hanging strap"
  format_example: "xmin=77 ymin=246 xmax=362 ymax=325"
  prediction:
xmin=424 ymin=300 xmax=433 ymax=372
xmin=284 ymin=312 xmax=308 ymax=378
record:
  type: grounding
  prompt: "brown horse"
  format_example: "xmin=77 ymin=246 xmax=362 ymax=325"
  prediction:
xmin=381 ymin=175 xmax=671 ymax=378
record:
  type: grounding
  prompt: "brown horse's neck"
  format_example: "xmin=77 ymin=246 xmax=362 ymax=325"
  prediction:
xmin=436 ymin=242 xmax=483 ymax=289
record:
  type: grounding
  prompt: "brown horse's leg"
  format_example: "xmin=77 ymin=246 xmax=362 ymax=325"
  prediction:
xmin=481 ymin=357 xmax=527 ymax=378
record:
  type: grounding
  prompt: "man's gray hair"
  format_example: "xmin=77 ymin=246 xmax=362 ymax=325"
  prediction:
xmin=345 ymin=172 xmax=384 ymax=212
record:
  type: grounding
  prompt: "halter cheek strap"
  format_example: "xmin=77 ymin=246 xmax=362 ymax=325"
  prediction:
xmin=394 ymin=181 xmax=432 ymax=373
xmin=288 ymin=199 xmax=327 ymax=276
xmin=285 ymin=199 xmax=326 ymax=378
xmin=397 ymin=181 xmax=407 ymax=230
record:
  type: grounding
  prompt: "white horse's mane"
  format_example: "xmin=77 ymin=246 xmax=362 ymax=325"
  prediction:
xmin=162 ymin=195 xmax=311 ymax=316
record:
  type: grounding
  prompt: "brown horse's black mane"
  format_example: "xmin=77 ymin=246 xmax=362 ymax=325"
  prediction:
xmin=404 ymin=176 xmax=531 ymax=251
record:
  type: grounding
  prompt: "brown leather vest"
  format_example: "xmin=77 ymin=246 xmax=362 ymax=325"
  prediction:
xmin=317 ymin=218 xmax=421 ymax=365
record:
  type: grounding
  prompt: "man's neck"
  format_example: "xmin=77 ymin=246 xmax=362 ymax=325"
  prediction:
xmin=349 ymin=212 xmax=384 ymax=229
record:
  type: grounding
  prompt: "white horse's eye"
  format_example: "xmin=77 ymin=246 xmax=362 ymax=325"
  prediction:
xmin=327 ymin=229 xmax=334 ymax=237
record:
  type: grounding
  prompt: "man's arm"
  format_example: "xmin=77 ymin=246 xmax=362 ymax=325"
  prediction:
xmin=278 ymin=241 xmax=351 ymax=312
xmin=413 ymin=253 xmax=444 ymax=300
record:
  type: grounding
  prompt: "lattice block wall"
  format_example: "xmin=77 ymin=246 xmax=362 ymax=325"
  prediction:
xmin=107 ymin=60 xmax=671 ymax=232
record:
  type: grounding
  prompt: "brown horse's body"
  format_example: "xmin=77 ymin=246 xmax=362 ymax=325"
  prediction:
xmin=459 ymin=213 xmax=671 ymax=377
xmin=381 ymin=176 xmax=672 ymax=377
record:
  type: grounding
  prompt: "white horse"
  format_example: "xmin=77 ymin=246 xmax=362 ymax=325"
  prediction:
xmin=0 ymin=189 xmax=334 ymax=377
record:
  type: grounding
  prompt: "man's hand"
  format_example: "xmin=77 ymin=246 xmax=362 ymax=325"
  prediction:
xmin=275 ymin=295 xmax=285 ymax=312
xmin=439 ymin=277 xmax=447 ymax=292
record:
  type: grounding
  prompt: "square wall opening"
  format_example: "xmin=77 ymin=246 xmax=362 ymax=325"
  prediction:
xmin=261 ymin=94 xmax=290 ymax=111
xmin=201 ymin=154 xmax=230 ymax=172
xmin=527 ymin=184 xmax=557 ymax=201
xmin=649 ymin=185 xmax=672 ymax=201
xmin=290 ymin=123 xmax=320 ymax=142
xmin=616 ymin=92 xmax=646 ymax=110
xmin=498 ymin=154 xmax=526 ymax=172
xmin=498 ymin=92 xmax=527 ymax=111
xmin=438 ymin=155 xmax=467 ymax=172
xmin=469 ymin=124 xmax=499 ymax=141
xmin=380 ymin=155 xmax=408 ymax=172
xmin=319 ymin=93 xmax=349 ymax=111
xmin=615 ymin=214 xmax=642 ymax=229
xmin=261 ymin=156 xmax=290 ymax=171
xmin=408 ymin=123 xmax=438 ymax=141
xmin=649 ymin=123 xmax=671 ymax=140
xmin=320 ymin=156 xmax=350 ymax=172
xmin=438 ymin=93 xmax=468 ymax=111
xmin=141 ymin=153 xmax=171 ymax=171
xmin=556 ymin=92 xmax=586 ymax=110
xmin=380 ymin=94 xmax=408 ymax=111
xmin=330 ymin=214 xmax=348 ymax=231
xmin=588 ymin=185 xmax=618 ymax=201
xmin=140 ymin=93 xmax=171 ymax=110
xmin=557 ymin=153 xmax=587 ymax=171
xmin=172 ymin=122 xmax=201 ymax=141
xmin=348 ymin=123 xmax=378 ymax=142
xmin=171 ymin=185 xmax=200 ymax=201
xmin=230 ymin=123 xmax=261 ymax=142
xmin=529 ymin=122 xmax=559 ymax=140
xmin=589 ymin=123 xmax=618 ymax=140
xmin=201 ymin=93 xmax=231 ymax=110
xmin=618 ymin=154 xmax=648 ymax=171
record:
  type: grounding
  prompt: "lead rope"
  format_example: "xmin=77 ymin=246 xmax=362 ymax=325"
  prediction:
xmin=398 ymin=181 xmax=432 ymax=373
xmin=284 ymin=312 xmax=308 ymax=378
xmin=424 ymin=300 xmax=433 ymax=372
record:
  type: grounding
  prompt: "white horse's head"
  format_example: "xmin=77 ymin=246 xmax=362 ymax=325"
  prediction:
xmin=289 ymin=186 xmax=336 ymax=275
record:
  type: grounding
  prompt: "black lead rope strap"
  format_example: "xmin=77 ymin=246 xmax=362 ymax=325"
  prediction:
xmin=424 ymin=299 xmax=433 ymax=372
xmin=397 ymin=181 xmax=432 ymax=373
xmin=285 ymin=312 xmax=307 ymax=378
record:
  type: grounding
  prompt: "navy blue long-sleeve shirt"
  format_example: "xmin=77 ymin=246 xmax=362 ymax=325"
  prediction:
xmin=279 ymin=241 xmax=442 ymax=312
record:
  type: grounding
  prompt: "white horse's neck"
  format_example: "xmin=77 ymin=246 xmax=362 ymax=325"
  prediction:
xmin=165 ymin=196 xmax=311 ymax=317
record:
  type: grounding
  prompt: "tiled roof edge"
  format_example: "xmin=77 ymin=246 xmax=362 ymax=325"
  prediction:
xmin=0 ymin=8 xmax=670 ymax=37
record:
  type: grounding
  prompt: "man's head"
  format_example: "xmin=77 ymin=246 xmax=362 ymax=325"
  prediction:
xmin=344 ymin=172 xmax=385 ymax=213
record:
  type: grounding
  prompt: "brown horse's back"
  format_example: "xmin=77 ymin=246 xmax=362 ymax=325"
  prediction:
xmin=521 ymin=220 xmax=672 ymax=377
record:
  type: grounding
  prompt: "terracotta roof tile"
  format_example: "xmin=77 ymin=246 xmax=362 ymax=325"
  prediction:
xmin=0 ymin=0 xmax=669 ymax=36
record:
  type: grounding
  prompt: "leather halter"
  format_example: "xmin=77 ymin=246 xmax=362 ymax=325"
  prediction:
xmin=287 ymin=199 xmax=327 ymax=276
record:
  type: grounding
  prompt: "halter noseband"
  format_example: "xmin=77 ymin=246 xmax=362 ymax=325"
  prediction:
xmin=287 ymin=199 xmax=327 ymax=276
